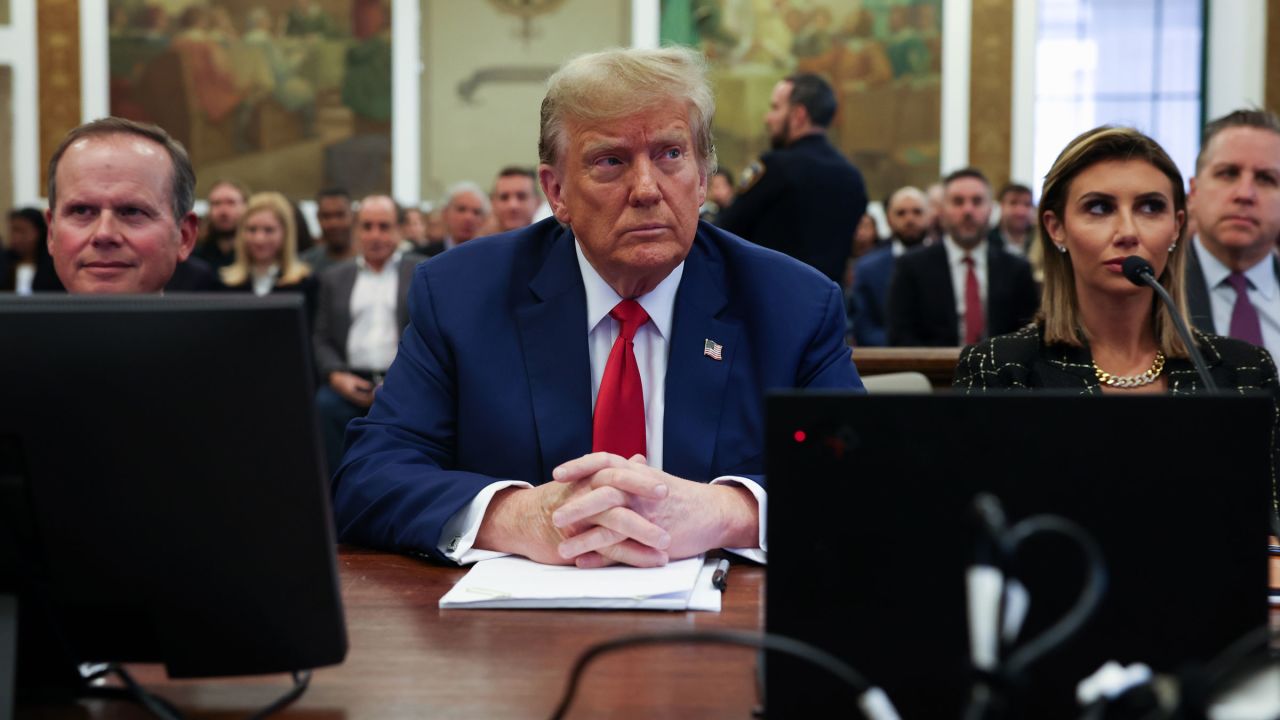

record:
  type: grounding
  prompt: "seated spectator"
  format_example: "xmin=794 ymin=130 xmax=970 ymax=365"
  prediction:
xmin=419 ymin=209 xmax=448 ymax=257
xmin=2 ymin=208 xmax=60 ymax=294
xmin=399 ymin=204 xmax=428 ymax=252
xmin=46 ymin=117 xmax=198 ymax=294
xmin=852 ymin=212 xmax=881 ymax=260
xmin=193 ymin=179 xmax=248 ymax=270
xmin=312 ymin=195 xmax=423 ymax=473
xmin=990 ymin=181 xmax=1044 ymax=284
xmin=887 ymin=168 xmax=1038 ymax=347
xmin=440 ymin=182 xmax=489 ymax=248
xmin=701 ymin=167 xmax=735 ymax=225
xmin=220 ymin=191 xmax=313 ymax=303
xmin=490 ymin=166 xmax=541 ymax=234
xmin=299 ymin=188 xmax=355 ymax=273
xmin=849 ymin=186 xmax=929 ymax=346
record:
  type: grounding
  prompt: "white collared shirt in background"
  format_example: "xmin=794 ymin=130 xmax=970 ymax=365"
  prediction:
xmin=250 ymin=264 xmax=280 ymax=297
xmin=14 ymin=264 xmax=35 ymax=295
xmin=439 ymin=239 xmax=767 ymax=565
xmin=943 ymin=235 xmax=989 ymax=341
xmin=347 ymin=252 xmax=402 ymax=372
xmin=1193 ymin=236 xmax=1280 ymax=360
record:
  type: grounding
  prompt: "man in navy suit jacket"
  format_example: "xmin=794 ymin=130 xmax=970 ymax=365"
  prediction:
xmin=850 ymin=186 xmax=930 ymax=346
xmin=331 ymin=47 xmax=862 ymax=568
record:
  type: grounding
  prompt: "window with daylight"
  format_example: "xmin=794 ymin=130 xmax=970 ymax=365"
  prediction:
xmin=1033 ymin=0 xmax=1203 ymax=196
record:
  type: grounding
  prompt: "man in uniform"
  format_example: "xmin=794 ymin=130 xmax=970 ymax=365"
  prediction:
xmin=717 ymin=72 xmax=867 ymax=285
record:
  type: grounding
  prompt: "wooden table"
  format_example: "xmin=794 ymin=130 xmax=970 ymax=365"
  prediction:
xmin=25 ymin=548 xmax=766 ymax=719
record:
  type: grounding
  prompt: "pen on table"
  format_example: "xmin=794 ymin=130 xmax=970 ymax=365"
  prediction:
xmin=711 ymin=558 xmax=730 ymax=591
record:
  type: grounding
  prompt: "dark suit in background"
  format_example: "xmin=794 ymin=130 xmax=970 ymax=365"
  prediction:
xmin=849 ymin=242 xmax=912 ymax=346
xmin=312 ymin=253 xmax=421 ymax=473
xmin=887 ymin=242 xmax=1038 ymax=346
xmin=717 ymin=134 xmax=867 ymax=285
xmin=165 ymin=256 xmax=224 ymax=292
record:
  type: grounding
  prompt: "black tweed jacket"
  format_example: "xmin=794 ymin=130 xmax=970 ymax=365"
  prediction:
xmin=954 ymin=323 xmax=1280 ymax=536
xmin=953 ymin=324 xmax=1279 ymax=396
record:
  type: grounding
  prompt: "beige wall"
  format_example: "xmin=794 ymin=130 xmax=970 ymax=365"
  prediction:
xmin=419 ymin=0 xmax=630 ymax=204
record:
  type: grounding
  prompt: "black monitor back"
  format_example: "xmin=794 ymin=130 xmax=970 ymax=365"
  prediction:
xmin=0 ymin=295 xmax=346 ymax=681
xmin=765 ymin=393 xmax=1272 ymax=719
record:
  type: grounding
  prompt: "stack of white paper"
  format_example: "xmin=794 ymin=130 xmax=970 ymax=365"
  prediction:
xmin=439 ymin=555 xmax=722 ymax=612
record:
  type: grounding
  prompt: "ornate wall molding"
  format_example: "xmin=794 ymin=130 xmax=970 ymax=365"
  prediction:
xmin=968 ymin=0 xmax=1013 ymax=188
xmin=37 ymin=0 xmax=80 ymax=193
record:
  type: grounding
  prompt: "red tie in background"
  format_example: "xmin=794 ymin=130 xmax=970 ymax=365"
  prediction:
xmin=593 ymin=299 xmax=650 ymax=458
xmin=963 ymin=255 xmax=984 ymax=345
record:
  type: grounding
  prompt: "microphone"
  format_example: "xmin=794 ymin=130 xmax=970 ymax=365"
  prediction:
xmin=1120 ymin=256 xmax=1217 ymax=392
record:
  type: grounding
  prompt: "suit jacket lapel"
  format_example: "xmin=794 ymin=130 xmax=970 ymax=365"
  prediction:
xmin=333 ymin=263 xmax=356 ymax=351
xmin=1185 ymin=244 xmax=1215 ymax=333
xmin=930 ymin=245 xmax=959 ymax=345
xmin=663 ymin=238 xmax=740 ymax=481
xmin=986 ymin=246 xmax=1009 ymax=334
xmin=516 ymin=230 xmax=593 ymax=481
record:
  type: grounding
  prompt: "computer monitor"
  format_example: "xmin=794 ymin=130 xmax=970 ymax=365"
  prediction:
xmin=0 ymin=295 xmax=347 ymax=703
xmin=765 ymin=393 xmax=1272 ymax=719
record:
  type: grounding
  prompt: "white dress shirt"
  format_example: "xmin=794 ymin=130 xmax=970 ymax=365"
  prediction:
xmin=250 ymin=265 xmax=280 ymax=297
xmin=347 ymin=253 xmax=402 ymax=372
xmin=14 ymin=263 xmax=35 ymax=295
xmin=943 ymin=236 xmax=989 ymax=341
xmin=1193 ymin=236 xmax=1280 ymax=360
xmin=438 ymin=240 xmax=767 ymax=564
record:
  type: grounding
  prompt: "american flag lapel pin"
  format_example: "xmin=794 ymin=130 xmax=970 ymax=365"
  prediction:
xmin=703 ymin=338 xmax=723 ymax=361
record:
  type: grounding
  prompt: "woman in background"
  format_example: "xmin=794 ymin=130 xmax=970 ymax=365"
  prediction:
xmin=220 ymin=192 xmax=315 ymax=320
xmin=1 ymin=208 xmax=61 ymax=294
xmin=221 ymin=192 xmax=311 ymax=295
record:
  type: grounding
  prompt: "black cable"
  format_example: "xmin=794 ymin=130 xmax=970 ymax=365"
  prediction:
xmin=107 ymin=664 xmax=185 ymax=720
xmin=246 ymin=670 xmax=312 ymax=720
xmin=546 ymin=629 xmax=883 ymax=720
xmin=1000 ymin=515 xmax=1108 ymax=679
xmin=104 ymin=665 xmax=312 ymax=720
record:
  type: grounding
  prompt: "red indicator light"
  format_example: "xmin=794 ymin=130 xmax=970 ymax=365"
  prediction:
xmin=793 ymin=430 xmax=806 ymax=443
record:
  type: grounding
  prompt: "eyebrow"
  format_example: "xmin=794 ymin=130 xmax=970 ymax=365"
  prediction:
xmin=1076 ymin=190 xmax=1169 ymax=203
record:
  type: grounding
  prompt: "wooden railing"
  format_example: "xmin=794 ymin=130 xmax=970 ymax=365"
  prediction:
xmin=851 ymin=347 xmax=963 ymax=389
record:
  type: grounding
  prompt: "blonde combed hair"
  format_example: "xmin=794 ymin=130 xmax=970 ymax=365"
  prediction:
xmin=1037 ymin=126 xmax=1191 ymax=358
xmin=220 ymin=191 xmax=310 ymax=288
xmin=538 ymin=46 xmax=717 ymax=176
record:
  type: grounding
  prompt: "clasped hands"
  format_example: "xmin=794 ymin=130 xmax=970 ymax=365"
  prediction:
xmin=477 ymin=452 xmax=758 ymax=568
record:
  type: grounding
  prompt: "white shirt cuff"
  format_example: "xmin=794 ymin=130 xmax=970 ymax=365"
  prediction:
xmin=710 ymin=475 xmax=767 ymax=564
xmin=438 ymin=480 xmax=533 ymax=565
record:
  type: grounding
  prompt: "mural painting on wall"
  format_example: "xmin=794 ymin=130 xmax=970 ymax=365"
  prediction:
xmin=661 ymin=0 xmax=941 ymax=200
xmin=108 ymin=0 xmax=392 ymax=199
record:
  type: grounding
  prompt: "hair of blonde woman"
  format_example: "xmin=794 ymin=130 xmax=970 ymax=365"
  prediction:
xmin=1037 ymin=126 xmax=1190 ymax=358
xmin=538 ymin=46 xmax=717 ymax=176
xmin=219 ymin=191 xmax=310 ymax=288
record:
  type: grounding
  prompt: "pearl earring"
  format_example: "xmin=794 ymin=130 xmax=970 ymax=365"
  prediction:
xmin=1169 ymin=243 xmax=1177 ymax=252
xmin=1057 ymin=245 xmax=1067 ymax=254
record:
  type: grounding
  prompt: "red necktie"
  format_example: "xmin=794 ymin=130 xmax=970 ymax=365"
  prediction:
xmin=963 ymin=255 xmax=984 ymax=345
xmin=593 ymin=299 xmax=650 ymax=458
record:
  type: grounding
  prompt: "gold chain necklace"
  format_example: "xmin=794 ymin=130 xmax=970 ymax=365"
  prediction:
xmin=1093 ymin=352 xmax=1166 ymax=388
